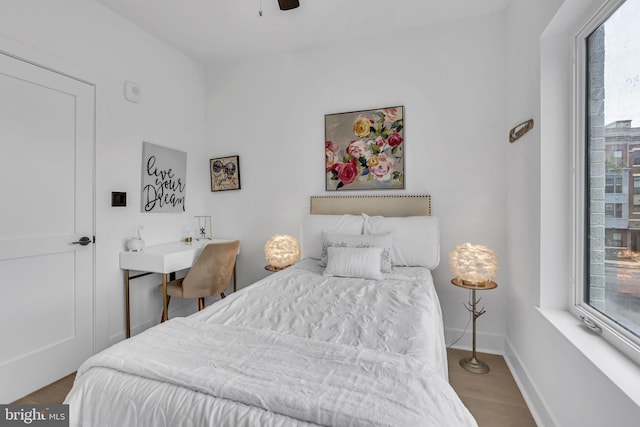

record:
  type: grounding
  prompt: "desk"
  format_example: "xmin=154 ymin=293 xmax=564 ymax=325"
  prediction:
xmin=120 ymin=239 xmax=237 ymax=338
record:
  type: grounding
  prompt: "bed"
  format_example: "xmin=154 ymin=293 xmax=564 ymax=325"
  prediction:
xmin=65 ymin=195 xmax=477 ymax=427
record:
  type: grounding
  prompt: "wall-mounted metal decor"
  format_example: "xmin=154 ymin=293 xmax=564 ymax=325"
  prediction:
xmin=325 ymin=106 xmax=404 ymax=191
xmin=509 ymin=119 xmax=534 ymax=143
xmin=141 ymin=142 xmax=186 ymax=212
xmin=210 ymin=155 xmax=241 ymax=192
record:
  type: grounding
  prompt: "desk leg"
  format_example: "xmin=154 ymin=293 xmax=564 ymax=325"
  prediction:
xmin=125 ymin=269 xmax=131 ymax=339
xmin=162 ymin=273 xmax=169 ymax=322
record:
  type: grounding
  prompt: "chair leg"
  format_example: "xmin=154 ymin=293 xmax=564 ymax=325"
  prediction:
xmin=220 ymin=292 xmax=226 ymax=299
xmin=160 ymin=296 xmax=171 ymax=322
xmin=233 ymin=263 xmax=237 ymax=293
xmin=198 ymin=297 xmax=205 ymax=311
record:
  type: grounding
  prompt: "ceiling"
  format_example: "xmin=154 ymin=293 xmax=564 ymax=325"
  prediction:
xmin=95 ymin=0 xmax=511 ymax=63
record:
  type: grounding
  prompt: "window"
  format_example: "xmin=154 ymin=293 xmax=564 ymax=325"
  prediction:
xmin=605 ymin=175 xmax=623 ymax=193
xmin=605 ymin=202 xmax=624 ymax=218
xmin=634 ymin=177 xmax=640 ymax=211
xmin=576 ymin=0 xmax=640 ymax=364
xmin=606 ymin=229 xmax=624 ymax=247
xmin=614 ymin=150 xmax=623 ymax=166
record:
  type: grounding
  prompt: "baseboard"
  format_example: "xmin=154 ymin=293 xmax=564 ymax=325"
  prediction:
xmin=107 ymin=296 xmax=223 ymax=346
xmin=504 ymin=338 xmax=558 ymax=427
xmin=444 ymin=327 xmax=505 ymax=354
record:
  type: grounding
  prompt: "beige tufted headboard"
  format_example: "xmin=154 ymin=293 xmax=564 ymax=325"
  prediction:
xmin=310 ymin=195 xmax=431 ymax=217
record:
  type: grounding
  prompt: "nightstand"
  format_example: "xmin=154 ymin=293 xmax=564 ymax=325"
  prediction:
xmin=451 ymin=278 xmax=497 ymax=374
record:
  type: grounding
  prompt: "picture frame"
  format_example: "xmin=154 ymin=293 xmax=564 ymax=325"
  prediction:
xmin=210 ymin=155 xmax=241 ymax=192
xmin=325 ymin=106 xmax=404 ymax=191
xmin=141 ymin=142 xmax=187 ymax=212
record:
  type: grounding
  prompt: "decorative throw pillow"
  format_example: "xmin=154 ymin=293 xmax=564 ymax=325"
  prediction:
xmin=319 ymin=231 xmax=392 ymax=272
xmin=323 ymin=247 xmax=383 ymax=280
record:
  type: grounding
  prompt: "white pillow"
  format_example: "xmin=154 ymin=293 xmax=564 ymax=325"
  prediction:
xmin=319 ymin=231 xmax=392 ymax=272
xmin=299 ymin=214 xmax=364 ymax=260
xmin=363 ymin=215 xmax=440 ymax=268
xmin=323 ymin=247 xmax=383 ymax=280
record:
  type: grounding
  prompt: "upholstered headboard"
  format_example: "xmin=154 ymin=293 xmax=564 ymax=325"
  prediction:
xmin=310 ymin=195 xmax=431 ymax=217
xmin=304 ymin=195 xmax=438 ymax=267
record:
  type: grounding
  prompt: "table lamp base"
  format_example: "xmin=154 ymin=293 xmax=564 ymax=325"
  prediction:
xmin=460 ymin=355 xmax=490 ymax=374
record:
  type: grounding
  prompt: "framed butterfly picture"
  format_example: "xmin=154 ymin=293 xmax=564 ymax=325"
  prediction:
xmin=210 ymin=155 xmax=241 ymax=192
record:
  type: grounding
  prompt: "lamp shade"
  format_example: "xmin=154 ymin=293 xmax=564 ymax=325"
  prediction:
xmin=264 ymin=235 xmax=300 ymax=269
xmin=449 ymin=242 xmax=498 ymax=285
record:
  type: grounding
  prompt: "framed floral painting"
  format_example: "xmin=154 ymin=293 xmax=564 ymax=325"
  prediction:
xmin=325 ymin=106 xmax=404 ymax=191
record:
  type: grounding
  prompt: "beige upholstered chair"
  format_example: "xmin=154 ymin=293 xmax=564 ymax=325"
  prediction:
xmin=158 ymin=240 xmax=239 ymax=319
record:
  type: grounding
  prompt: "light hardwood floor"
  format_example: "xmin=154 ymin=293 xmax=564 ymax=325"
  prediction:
xmin=12 ymin=372 xmax=75 ymax=405
xmin=448 ymin=348 xmax=537 ymax=426
xmin=14 ymin=350 xmax=536 ymax=426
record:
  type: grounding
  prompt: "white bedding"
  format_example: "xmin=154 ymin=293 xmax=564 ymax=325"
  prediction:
xmin=65 ymin=259 xmax=476 ymax=427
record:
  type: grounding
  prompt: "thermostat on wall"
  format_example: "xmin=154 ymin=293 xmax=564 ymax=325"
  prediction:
xmin=124 ymin=81 xmax=141 ymax=103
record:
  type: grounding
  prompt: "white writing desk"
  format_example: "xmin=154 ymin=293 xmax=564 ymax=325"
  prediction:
xmin=120 ymin=239 xmax=237 ymax=338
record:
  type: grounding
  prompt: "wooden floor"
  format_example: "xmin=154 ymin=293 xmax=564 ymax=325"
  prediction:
xmin=14 ymin=350 xmax=536 ymax=426
xmin=448 ymin=348 xmax=537 ymax=426
xmin=12 ymin=372 xmax=75 ymax=405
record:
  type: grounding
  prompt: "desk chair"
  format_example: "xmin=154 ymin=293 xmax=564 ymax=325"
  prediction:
xmin=158 ymin=240 xmax=239 ymax=319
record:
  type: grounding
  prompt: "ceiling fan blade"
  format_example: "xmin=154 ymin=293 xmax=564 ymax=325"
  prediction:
xmin=278 ymin=0 xmax=300 ymax=10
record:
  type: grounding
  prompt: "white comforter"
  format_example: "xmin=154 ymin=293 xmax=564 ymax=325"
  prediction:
xmin=65 ymin=260 xmax=477 ymax=427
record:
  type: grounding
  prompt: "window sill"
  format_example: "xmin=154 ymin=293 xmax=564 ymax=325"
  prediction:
xmin=537 ymin=307 xmax=640 ymax=407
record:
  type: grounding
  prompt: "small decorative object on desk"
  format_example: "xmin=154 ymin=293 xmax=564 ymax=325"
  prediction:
xmin=127 ymin=226 xmax=145 ymax=252
xmin=194 ymin=216 xmax=212 ymax=240
xmin=449 ymin=242 xmax=499 ymax=374
xmin=264 ymin=235 xmax=300 ymax=270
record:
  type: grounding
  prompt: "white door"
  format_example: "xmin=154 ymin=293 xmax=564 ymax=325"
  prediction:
xmin=0 ymin=52 xmax=95 ymax=403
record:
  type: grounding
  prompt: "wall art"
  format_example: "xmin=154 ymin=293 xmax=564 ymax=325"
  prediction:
xmin=141 ymin=141 xmax=186 ymax=212
xmin=325 ymin=106 xmax=404 ymax=191
xmin=210 ymin=155 xmax=241 ymax=191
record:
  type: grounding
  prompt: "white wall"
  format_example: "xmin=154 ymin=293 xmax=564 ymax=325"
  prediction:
xmin=0 ymin=0 xmax=208 ymax=351
xmin=205 ymin=12 xmax=509 ymax=353
xmin=505 ymin=0 xmax=640 ymax=425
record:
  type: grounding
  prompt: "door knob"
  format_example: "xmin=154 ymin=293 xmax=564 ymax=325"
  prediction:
xmin=72 ymin=236 xmax=93 ymax=246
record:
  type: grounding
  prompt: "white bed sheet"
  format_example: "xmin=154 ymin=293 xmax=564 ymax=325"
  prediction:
xmin=191 ymin=259 xmax=448 ymax=378
xmin=65 ymin=259 xmax=476 ymax=427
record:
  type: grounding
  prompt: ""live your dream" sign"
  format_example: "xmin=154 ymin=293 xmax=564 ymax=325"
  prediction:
xmin=140 ymin=141 xmax=186 ymax=213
